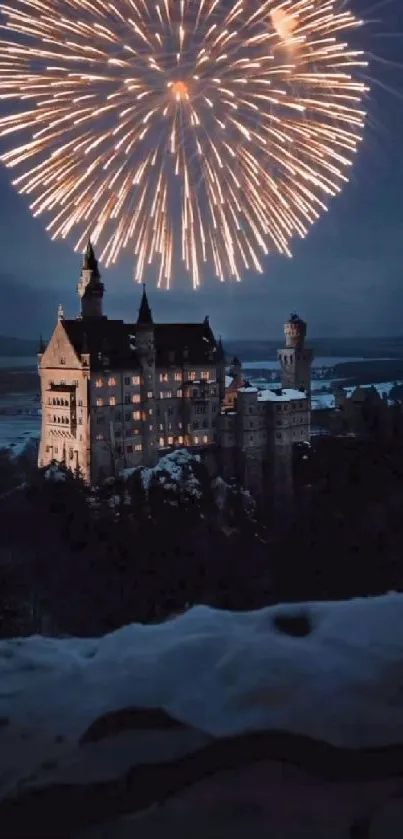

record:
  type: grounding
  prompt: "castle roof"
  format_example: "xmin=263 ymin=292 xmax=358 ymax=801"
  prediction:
xmin=61 ymin=318 xmax=220 ymax=371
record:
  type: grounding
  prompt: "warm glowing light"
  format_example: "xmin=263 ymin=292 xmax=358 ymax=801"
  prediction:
xmin=171 ymin=81 xmax=189 ymax=100
xmin=271 ymin=7 xmax=298 ymax=43
xmin=0 ymin=1 xmax=368 ymax=289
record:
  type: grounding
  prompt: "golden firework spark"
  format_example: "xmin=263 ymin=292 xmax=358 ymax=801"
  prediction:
xmin=0 ymin=0 xmax=368 ymax=288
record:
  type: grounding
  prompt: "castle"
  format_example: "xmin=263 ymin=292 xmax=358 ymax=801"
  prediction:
xmin=38 ymin=243 xmax=313 ymax=499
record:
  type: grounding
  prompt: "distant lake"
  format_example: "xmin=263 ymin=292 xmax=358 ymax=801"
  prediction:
xmin=0 ymin=356 xmax=37 ymax=369
xmin=243 ymin=357 xmax=398 ymax=370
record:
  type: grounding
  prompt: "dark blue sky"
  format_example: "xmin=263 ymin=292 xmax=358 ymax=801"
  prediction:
xmin=0 ymin=0 xmax=402 ymax=341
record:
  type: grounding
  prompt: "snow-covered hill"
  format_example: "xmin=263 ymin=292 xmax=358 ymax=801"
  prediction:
xmin=2 ymin=592 xmax=403 ymax=807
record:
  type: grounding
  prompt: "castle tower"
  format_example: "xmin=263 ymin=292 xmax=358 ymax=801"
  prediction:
xmin=77 ymin=240 xmax=105 ymax=318
xmin=277 ymin=314 xmax=314 ymax=395
xmin=136 ymin=285 xmax=158 ymax=466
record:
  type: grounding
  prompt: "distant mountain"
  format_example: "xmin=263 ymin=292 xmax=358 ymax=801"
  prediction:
xmin=0 ymin=335 xmax=38 ymax=357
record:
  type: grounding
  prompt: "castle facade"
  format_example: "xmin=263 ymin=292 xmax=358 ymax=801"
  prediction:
xmin=38 ymin=244 xmax=313 ymax=498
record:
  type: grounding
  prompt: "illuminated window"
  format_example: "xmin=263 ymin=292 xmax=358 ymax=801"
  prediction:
xmin=165 ymin=391 xmax=172 ymax=399
xmin=108 ymin=377 xmax=116 ymax=387
xmin=178 ymin=435 xmax=184 ymax=444
xmin=135 ymin=443 xmax=142 ymax=452
xmin=95 ymin=378 xmax=103 ymax=388
xmin=149 ymin=408 xmax=153 ymax=416
xmin=147 ymin=391 xmax=153 ymax=398
xmin=96 ymin=433 xmax=104 ymax=441
xmin=133 ymin=411 xmax=141 ymax=421
xmin=96 ymin=398 xmax=104 ymax=407
xmin=168 ymin=436 xmax=174 ymax=445
xmin=177 ymin=389 xmax=182 ymax=398
xmin=189 ymin=371 xmax=196 ymax=381
xmin=175 ymin=372 xmax=182 ymax=382
xmin=109 ymin=396 xmax=116 ymax=406
xmin=132 ymin=394 xmax=141 ymax=404
xmin=159 ymin=392 xmax=164 ymax=400
xmin=132 ymin=376 xmax=140 ymax=386
xmin=178 ymin=422 xmax=183 ymax=430
xmin=203 ymin=435 xmax=208 ymax=443
xmin=159 ymin=423 xmax=164 ymax=431
xmin=160 ymin=372 xmax=169 ymax=382
xmin=201 ymin=371 xmax=210 ymax=381
xmin=194 ymin=436 xmax=199 ymax=444
xmin=149 ymin=424 xmax=153 ymax=431
xmin=159 ymin=436 xmax=164 ymax=446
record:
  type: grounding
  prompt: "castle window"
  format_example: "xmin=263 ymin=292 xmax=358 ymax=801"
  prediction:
xmin=178 ymin=422 xmax=183 ymax=430
xmin=147 ymin=391 xmax=153 ymax=398
xmin=108 ymin=377 xmax=116 ymax=387
xmin=96 ymin=415 xmax=105 ymax=425
xmin=203 ymin=435 xmax=208 ymax=443
xmin=192 ymin=421 xmax=199 ymax=430
xmin=78 ymin=417 xmax=83 ymax=425
xmin=126 ymin=444 xmax=133 ymax=453
xmin=78 ymin=400 xmax=83 ymax=407
xmin=149 ymin=424 xmax=153 ymax=431
xmin=192 ymin=389 xmax=198 ymax=398
xmin=159 ymin=437 xmax=164 ymax=446
xmin=194 ymin=436 xmax=199 ymax=444
xmin=54 ymin=447 xmax=58 ymax=455
xmin=133 ymin=411 xmax=141 ymax=421
xmin=189 ymin=371 xmax=196 ymax=381
xmin=159 ymin=423 xmax=163 ymax=431
xmin=132 ymin=376 xmax=140 ymax=386
xmin=124 ymin=377 xmax=130 ymax=386
xmin=175 ymin=372 xmax=182 ymax=382
xmin=211 ymin=388 xmax=216 ymax=397
xmin=177 ymin=389 xmax=182 ymax=398
xmin=96 ymin=433 xmax=104 ymax=441
xmin=160 ymin=372 xmax=169 ymax=382
xmin=124 ymin=411 xmax=131 ymax=421
xmin=125 ymin=394 xmax=131 ymax=404
xmin=134 ymin=428 xmax=140 ymax=436
xmin=149 ymin=408 xmax=153 ymax=416
xmin=109 ymin=396 xmax=116 ymax=406
xmin=168 ymin=436 xmax=174 ymax=445
xmin=201 ymin=371 xmax=210 ymax=380
xmin=178 ymin=435 xmax=184 ymax=444
xmin=60 ymin=358 xmax=66 ymax=365
xmin=132 ymin=394 xmax=141 ymax=404
xmin=115 ymin=411 xmax=122 ymax=421
xmin=135 ymin=443 xmax=142 ymax=452
xmin=96 ymin=398 xmax=104 ymax=407
xmin=96 ymin=378 xmax=103 ymax=388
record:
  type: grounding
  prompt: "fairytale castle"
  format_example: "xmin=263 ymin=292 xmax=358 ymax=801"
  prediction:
xmin=38 ymin=243 xmax=313 ymax=500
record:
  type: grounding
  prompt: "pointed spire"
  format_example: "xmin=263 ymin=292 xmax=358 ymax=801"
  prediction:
xmin=137 ymin=283 xmax=153 ymax=325
xmin=216 ymin=336 xmax=225 ymax=361
xmin=58 ymin=304 xmax=64 ymax=322
xmin=83 ymin=238 xmax=100 ymax=276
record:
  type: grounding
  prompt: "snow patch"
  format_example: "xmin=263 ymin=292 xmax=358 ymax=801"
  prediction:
xmin=3 ymin=594 xmax=403 ymax=799
xmin=121 ymin=449 xmax=203 ymax=501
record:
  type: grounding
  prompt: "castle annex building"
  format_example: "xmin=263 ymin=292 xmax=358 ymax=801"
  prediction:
xmin=38 ymin=243 xmax=314 ymax=496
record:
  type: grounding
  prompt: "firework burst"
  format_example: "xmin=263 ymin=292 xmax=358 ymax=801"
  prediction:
xmin=0 ymin=1 xmax=368 ymax=288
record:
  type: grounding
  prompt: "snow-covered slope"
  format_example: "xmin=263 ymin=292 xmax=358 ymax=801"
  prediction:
xmin=2 ymin=593 xmax=403 ymax=806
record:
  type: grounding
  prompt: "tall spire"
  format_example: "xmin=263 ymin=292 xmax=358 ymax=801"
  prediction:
xmin=78 ymin=239 xmax=104 ymax=318
xmin=82 ymin=238 xmax=100 ymax=277
xmin=137 ymin=283 xmax=153 ymax=325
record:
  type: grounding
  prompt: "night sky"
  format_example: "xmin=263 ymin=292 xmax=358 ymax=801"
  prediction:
xmin=0 ymin=0 xmax=402 ymax=341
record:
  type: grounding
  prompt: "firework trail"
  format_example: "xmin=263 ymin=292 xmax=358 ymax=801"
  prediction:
xmin=0 ymin=1 xmax=368 ymax=288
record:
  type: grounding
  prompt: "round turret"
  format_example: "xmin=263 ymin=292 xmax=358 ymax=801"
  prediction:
xmin=284 ymin=314 xmax=306 ymax=349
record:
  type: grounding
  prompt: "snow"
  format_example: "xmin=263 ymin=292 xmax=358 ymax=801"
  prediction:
xmin=258 ymin=388 xmax=306 ymax=402
xmin=44 ymin=463 xmax=67 ymax=482
xmin=0 ymin=393 xmax=41 ymax=456
xmin=238 ymin=387 xmax=258 ymax=394
xmin=311 ymin=393 xmax=336 ymax=410
xmin=2 ymin=593 xmax=403 ymax=800
xmin=121 ymin=449 xmax=203 ymax=500
xmin=225 ymin=374 xmax=234 ymax=388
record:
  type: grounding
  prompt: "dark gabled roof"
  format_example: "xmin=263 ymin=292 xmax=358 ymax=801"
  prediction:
xmin=61 ymin=317 xmax=222 ymax=371
xmin=62 ymin=319 xmax=140 ymax=372
xmin=153 ymin=322 xmax=218 ymax=366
